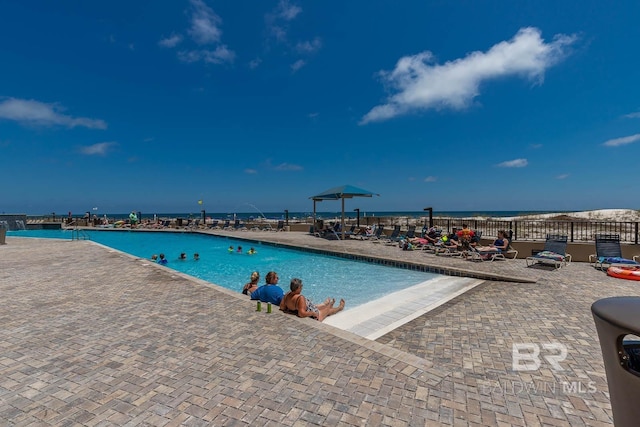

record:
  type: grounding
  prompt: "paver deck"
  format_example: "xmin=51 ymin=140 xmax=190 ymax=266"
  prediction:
xmin=324 ymin=276 xmax=485 ymax=340
xmin=2 ymin=229 xmax=639 ymax=426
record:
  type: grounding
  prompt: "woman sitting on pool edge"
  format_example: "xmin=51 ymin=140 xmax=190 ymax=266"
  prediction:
xmin=280 ymin=278 xmax=345 ymax=322
xmin=242 ymin=271 xmax=260 ymax=295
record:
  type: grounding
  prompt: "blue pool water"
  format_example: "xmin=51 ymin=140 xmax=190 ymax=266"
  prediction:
xmin=8 ymin=229 xmax=440 ymax=309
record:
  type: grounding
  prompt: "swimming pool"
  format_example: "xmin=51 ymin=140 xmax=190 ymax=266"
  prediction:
xmin=8 ymin=229 xmax=441 ymax=309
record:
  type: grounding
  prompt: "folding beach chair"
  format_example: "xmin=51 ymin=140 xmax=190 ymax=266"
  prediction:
xmin=589 ymin=234 xmax=640 ymax=270
xmin=525 ymin=235 xmax=571 ymax=269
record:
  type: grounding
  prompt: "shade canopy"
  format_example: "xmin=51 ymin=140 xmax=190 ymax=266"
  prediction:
xmin=310 ymin=184 xmax=379 ymax=201
xmin=310 ymin=185 xmax=379 ymax=239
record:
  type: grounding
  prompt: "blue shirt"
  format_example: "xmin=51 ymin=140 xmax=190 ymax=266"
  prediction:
xmin=250 ymin=284 xmax=284 ymax=305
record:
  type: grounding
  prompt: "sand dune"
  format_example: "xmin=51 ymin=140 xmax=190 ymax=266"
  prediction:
xmin=500 ymin=209 xmax=640 ymax=222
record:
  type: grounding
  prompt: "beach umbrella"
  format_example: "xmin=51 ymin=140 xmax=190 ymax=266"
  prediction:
xmin=310 ymin=185 xmax=380 ymax=239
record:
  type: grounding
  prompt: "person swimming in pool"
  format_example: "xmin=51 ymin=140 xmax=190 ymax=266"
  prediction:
xmin=158 ymin=253 xmax=168 ymax=265
xmin=280 ymin=278 xmax=345 ymax=322
xmin=247 ymin=247 xmax=256 ymax=255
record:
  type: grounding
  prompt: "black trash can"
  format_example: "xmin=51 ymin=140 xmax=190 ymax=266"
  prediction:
xmin=592 ymin=297 xmax=640 ymax=427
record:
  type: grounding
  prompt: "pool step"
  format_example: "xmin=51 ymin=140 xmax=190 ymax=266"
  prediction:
xmin=324 ymin=276 xmax=484 ymax=340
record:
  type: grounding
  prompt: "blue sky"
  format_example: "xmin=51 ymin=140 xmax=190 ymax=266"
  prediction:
xmin=1 ymin=0 xmax=640 ymax=215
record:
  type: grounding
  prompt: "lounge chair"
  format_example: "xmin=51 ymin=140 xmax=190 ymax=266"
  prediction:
xmin=272 ymin=220 xmax=285 ymax=232
xmin=208 ymin=220 xmax=219 ymax=229
xmin=435 ymin=242 xmax=462 ymax=257
xmin=467 ymin=230 xmax=518 ymax=262
xmin=382 ymin=225 xmax=402 ymax=245
xmin=342 ymin=224 xmax=357 ymax=238
xmin=404 ymin=225 xmax=417 ymax=239
xmin=525 ymin=235 xmax=571 ymax=269
xmin=590 ymin=234 xmax=640 ymax=270
xmin=221 ymin=220 xmax=231 ymax=230
xmin=367 ymin=226 xmax=385 ymax=242
xmin=500 ymin=230 xmax=519 ymax=260
xmin=232 ymin=220 xmax=247 ymax=231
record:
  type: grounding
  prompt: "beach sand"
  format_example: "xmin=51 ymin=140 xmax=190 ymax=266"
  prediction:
xmin=499 ymin=208 xmax=640 ymax=222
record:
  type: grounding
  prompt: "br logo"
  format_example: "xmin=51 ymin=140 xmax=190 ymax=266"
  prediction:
xmin=512 ymin=342 xmax=568 ymax=371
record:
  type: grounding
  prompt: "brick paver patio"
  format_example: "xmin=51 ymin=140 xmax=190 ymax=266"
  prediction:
xmin=2 ymin=230 xmax=639 ymax=426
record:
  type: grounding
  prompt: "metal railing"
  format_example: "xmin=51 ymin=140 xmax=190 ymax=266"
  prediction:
xmin=342 ymin=217 xmax=640 ymax=244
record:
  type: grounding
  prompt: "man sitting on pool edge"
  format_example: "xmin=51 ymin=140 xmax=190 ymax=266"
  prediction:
xmin=250 ymin=271 xmax=284 ymax=305
xmin=280 ymin=278 xmax=345 ymax=322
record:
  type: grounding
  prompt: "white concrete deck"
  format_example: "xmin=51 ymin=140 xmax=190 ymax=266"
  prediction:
xmin=324 ymin=276 xmax=484 ymax=340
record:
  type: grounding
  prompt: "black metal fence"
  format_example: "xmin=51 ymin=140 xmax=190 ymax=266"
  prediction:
xmin=349 ymin=216 xmax=640 ymax=244
xmin=430 ymin=218 xmax=640 ymax=244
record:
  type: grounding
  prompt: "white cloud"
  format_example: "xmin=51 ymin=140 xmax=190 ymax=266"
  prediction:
xmin=0 ymin=98 xmax=107 ymax=129
xmin=556 ymin=173 xmax=569 ymax=180
xmin=530 ymin=143 xmax=543 ymax=149
xmin=159 ymin=33 xmax=183 ymax=48
xmin=623 ymin=112 xmax=640 ymax=119
xmin=178 ymin=46 xmax=235 ymax=64
xmin=307 ymin=112 xmax=319 ymax=118
xmin=266 ymin=0 xmax=301 ymax=42
xmin=276 ymin=0 xmax=301 ymax=21
xmin=170 ymin=1 xmax=235 ymax=65
xmin=603 ymin=133 xmax=640 ymax=147
xmin=188 ymin=0 xmax=222 ymax=45
xmin=361 ymin=27 xmax=577 ymax=124
xmin=497 ymin=158 xmax=528 ymax=168
xmin=249 ymin=57 xmax=262 ymax=69
xmin=291 ymin=59 xmax=306 ymax=72
xmin=204 ymin=45 xmax=235 ymax=63
xmin=296 ymin=37 xmax=322 ymax=54
xmin=244 ymin=168 xmax=258 ymax=174
xmin=80 ymin=142 xmax=117 ymax=156
xmin=274 ymin=162 xmax=303 ymax=171
xmin=424 ymin=176 xmax=437 ymax=182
